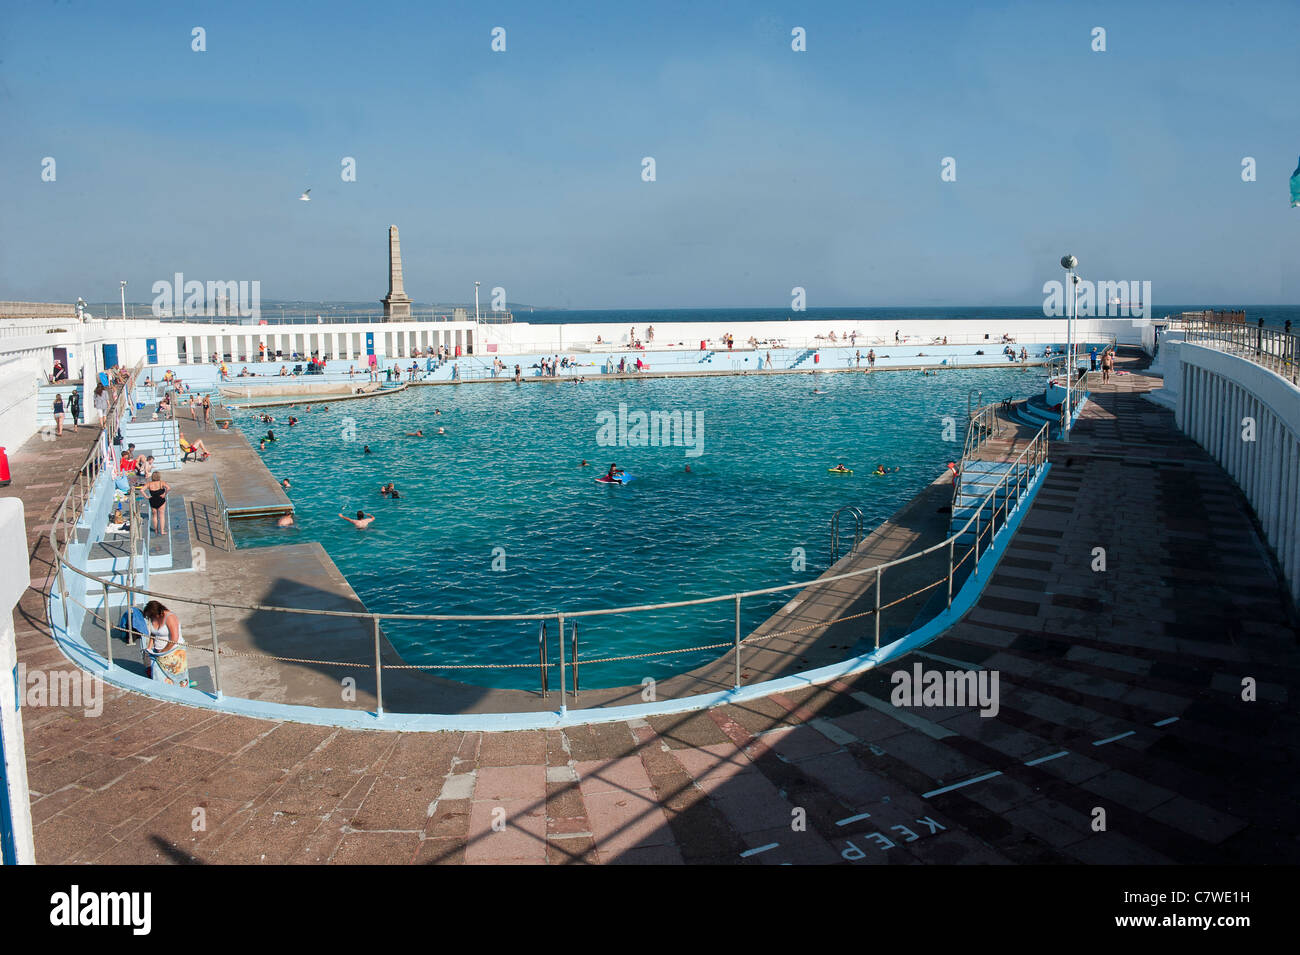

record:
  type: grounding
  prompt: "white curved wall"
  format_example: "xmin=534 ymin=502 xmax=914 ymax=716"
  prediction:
xmin=1176 ymin=343 xmax=1300 ymax=604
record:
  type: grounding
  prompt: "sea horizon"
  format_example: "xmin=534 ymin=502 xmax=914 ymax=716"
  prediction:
xmin=90 ymin=302 xmax=1300 ymax=329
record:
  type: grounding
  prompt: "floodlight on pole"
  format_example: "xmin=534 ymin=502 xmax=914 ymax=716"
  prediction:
xmin=1060 ymin=255 xmax=1078 ymax=441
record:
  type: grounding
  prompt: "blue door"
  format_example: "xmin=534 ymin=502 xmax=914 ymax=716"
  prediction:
xmin=145 ymin=338 xmax=158 ymax=365
xmin=365 ymin=332 xmax=374 ymax=356
xmin=102 ymin=343 xmax=119 ymax=370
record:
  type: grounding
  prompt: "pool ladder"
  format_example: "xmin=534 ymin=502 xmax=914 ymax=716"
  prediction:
xmin=830 ymin=505 xmax=864 ymax=562
xmin=538 ymin=620 xmax=580 ymax=700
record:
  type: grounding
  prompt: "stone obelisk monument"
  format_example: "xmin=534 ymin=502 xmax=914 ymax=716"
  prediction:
xmin=382 ymin=224 xmax=412 ymax=320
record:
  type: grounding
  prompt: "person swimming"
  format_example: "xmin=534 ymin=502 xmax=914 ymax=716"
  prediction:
xmin=874 ymin=464 xmax=900 ymax=475
xmin=280 ymin=478 xmax=291 ymax=489
xmin=436 ymin=427 xmax=445 ymax=435
xmin=829 ymin=464 xmax=850 ymax=473
xmin=340 ymin=510 xmax=375 ymax=529
xmin=580 ymin=460 xmax=589 ymax=467
xmin=605 ymin=463 xmax=625 ymax=482
xmin=363 ymin=445 xmax=371 ymax=454
xmin=406 ymin=429 xmax=424 ymax=437
xmin=277 ymin=513 xmax=294 ymax=527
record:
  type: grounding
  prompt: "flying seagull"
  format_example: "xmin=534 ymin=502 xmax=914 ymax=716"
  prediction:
xmin=299 ymin=188 xmax=311 ymax=202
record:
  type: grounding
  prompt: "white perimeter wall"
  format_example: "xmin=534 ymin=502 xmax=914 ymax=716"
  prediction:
xmin=1176 ymin=343 xmax=1300 ymax=604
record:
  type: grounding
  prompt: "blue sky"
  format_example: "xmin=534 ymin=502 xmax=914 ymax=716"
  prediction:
xmin=2 ymin=0 xmax=1297 ymax=307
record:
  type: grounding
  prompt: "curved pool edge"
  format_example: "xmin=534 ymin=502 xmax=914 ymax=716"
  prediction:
xmin=44 ymin=462 xmax=1051 ymax=732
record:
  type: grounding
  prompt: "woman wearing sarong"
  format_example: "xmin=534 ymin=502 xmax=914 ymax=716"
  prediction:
xmin=141 ymin=600 xmax=190 ymax=687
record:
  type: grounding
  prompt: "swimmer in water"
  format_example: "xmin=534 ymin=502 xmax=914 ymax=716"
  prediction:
xmin=580 ymin=460 xmax=589 ymax=467
xmin=685 ymin=464 xmax=692 ymax=473
xmin=339 ymin=510 xmax=375 ymax=529
xmin=280 ymin=478 xmax=291 ymax=489
xmin=829 ymin=464 xmax=850 ymax=473
xmin=437 ymin=427 xmax=445 ymax=435
xmin=363 ymin=445 xmax=371 ymax=454
xmin=406 ymin=429 xmax=424 ymax=437
xmin=277 ymin=514 xmax=294 ymax=527
xmin=605 ymin=463 xmax=625 ymax=482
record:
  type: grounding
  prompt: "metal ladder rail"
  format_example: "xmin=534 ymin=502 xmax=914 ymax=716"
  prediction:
xmin=830 ymin=505 xmax=864 ymax=562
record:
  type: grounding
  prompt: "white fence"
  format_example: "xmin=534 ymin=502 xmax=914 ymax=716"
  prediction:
xmin=1175 ymin=340 xmax=1300 ymax=604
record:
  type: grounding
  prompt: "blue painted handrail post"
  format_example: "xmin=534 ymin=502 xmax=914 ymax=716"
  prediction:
xmin=372 ymin=615 xmax=383 ymax=717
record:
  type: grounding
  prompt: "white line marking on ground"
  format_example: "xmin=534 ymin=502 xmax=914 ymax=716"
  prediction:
xmin=740 ymin=843 xmax=779 ymax=858
xmin=1023 ymin=750 xmax=1070 ymax=766
xmin=809 ymin=717 xmax=857 ymax=745
xmin=922 ymin=770 xmax=1003 ymax=799
xmin=1152 ymin=717 xmax=1179 ymax=727
xmin=850 ymin=692 xmax=958 ymax=740
xmin=836 ymin=812 xmax=873 ymax=826
xmin=1091 ymin=731 xmax=1136 ymax=746
xmin=914 ymin=650 xmax=983 ymax=671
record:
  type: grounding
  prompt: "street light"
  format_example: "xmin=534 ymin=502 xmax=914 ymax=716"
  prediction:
xmin=1060 ymin=255 xmax=1078 ymax=441
xmin=474 ymin=281 xmax=481 ymax=322
xmin=119 ymin=281 xmax=127 ymax=321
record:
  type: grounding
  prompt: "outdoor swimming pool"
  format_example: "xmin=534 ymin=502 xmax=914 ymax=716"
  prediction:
xmin=234 ymin=367 xmax=1042 ymax=689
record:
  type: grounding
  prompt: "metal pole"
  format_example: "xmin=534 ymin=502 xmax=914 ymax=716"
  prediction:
xmin=209 ymin=603 xmax=223 ymax=699
xmin=571 ymin=621 xmax=579 ymax=699
xmin=1065 ymin=269 xmax=1074 ymax=442
xmin=538 ymin=621 xmax=548 ymax=698
xmin=372 ymin=615 xmax=384 ymax=717
xmin=557 ymin=613 xmax=567 ymax=715
xmin=974 ymin=508 xmax=981 ymax=572
xmin=873 ymin=567 xmax=882 ymax=649
xmin=947 ymin=538 xmax=954 ymax=609
xmin=102 ymin=580 xmax=114 ymax=667
xmin=733 ymin=594 xmax=742 ymax=690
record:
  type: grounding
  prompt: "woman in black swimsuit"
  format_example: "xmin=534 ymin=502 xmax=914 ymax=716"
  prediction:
xmin=143 ymin=472 xmax=170 ymax=536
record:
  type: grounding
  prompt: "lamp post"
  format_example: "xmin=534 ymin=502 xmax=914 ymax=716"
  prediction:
xmin=1060 ymin=255 xmax=1078 ymax=441
xmin=474 ymin=281 xmax=480 ymax=322
xmin=119 ymin=281 xmax=127 ymax=321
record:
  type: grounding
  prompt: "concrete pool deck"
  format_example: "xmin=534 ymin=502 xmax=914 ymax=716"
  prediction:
xmin=8 ymin=349 xmax=1300 ymax=864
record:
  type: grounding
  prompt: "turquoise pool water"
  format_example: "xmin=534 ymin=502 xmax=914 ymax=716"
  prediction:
xmin=234 ymin=367 xmax=1041 ymax=689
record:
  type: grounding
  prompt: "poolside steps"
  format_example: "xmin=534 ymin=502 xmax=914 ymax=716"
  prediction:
xmin=36 ymin=383 xmax=84 ymax=424
xmin=119 ymin=419 xmax=183 ymax=471
xmin=790 ymin=348 xmax=817 ymax=368
xmin=949 ymin=460 xmax=1021 ymax=545
xmin=1006 ymin=393 xmax=1070 ymax=438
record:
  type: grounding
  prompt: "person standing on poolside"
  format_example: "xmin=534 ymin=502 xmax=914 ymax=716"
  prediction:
xmin=144 ymin=471 xmax=170 ymax=537
xmin=141 ymin=600 xmax=189 ymax=687
xmin=202 ymin=394 xmax=211 ymax=430
xmin=68 ymin=389 xmax=81 ymax=432
xmin=1101 ymin=349 xmax=1114 ymax=384
xmin=52 ymin=392 xmax=65 ymax=435
xmin=93 ymin=382 xmax=109 ymax=424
